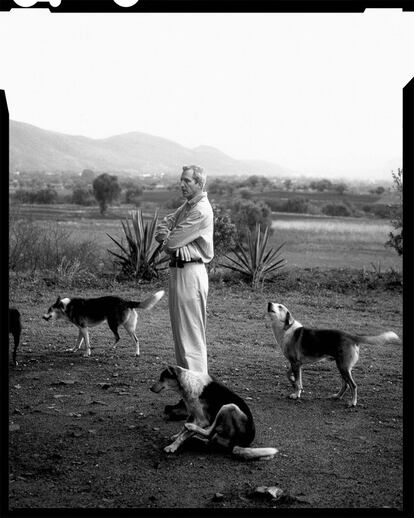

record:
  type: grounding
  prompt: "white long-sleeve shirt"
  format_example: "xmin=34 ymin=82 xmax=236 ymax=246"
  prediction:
xmin=155 ymin=192 xmax=214 ymax=263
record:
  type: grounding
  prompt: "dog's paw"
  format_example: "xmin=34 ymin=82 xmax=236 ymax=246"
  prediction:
xmin=328 ymin=393 xmax=342 ymax=400
xmin=289 ymin=393 xmax=300 ymax=400
xmin=164 ymin=444 xmax=178 ymax=454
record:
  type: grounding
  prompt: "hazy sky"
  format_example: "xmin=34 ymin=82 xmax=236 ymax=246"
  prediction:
xmin=0 ymin=9 xmax=413 ymax=179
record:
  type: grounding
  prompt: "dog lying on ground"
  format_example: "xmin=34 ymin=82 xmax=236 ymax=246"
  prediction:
xmin=150 ymin=365 xmax=278 ymax=460
xmin=43 ymin=290 xmax=164 ymax=357
xmin=267 ymin=302 xmax=401 ymax=407
xmin=9 ymin=307 xmax=22 ymax=366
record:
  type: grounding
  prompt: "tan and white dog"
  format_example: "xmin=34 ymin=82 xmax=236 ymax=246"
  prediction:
xmin=267 ymin=302 xmax=401 ymax=407
xmin=151 ymin=366 xmax=278 ymax=460
xmin=43 ymin=290 xmax=164 ymax=357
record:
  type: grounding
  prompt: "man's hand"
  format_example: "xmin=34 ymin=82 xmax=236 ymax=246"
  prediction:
xmin=176 ymin=246 xmax=191 ymax=262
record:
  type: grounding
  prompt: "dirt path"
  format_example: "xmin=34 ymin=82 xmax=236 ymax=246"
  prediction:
xmin=8 ymin=281 xmax=403 ymax=509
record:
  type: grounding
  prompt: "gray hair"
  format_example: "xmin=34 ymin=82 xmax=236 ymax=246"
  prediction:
xmin=182 ymin=165 xmax=207 ymax=189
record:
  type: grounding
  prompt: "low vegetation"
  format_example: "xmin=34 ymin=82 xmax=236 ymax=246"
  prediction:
xmin=107 ymin=210 xmax=169 ymax=281
xmin=221 ymin=224 xmax=286 ymax=289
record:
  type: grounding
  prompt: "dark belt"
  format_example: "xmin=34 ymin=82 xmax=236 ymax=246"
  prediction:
xmin=169 ymin=257 xmax=204 ymax=268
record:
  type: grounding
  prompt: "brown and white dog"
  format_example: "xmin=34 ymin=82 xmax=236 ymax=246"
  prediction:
xmin=267 ymin=302 xmax=401 ymax=407
xmin=151 ymin=365 xmax=278 ymax=460
xmin=43 ymin=290 xmax=164 ymax=357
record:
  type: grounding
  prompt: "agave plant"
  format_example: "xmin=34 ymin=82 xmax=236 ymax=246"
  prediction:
xmin=221 ymin=224 xmax=286 ymax=289
xmin=107 ymin=209 xmax=169 ymax=281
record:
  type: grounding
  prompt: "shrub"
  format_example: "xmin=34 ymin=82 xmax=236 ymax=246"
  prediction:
xmin=363 ymin=204 xmax=394 ymax=219
xmin=230 ymin=198 xmax=273 ymax=239
xmin=210 ymin=204 xmax=238 ymax=272
xmin=321 ymin=203 xmax=352 ymax=217
xmin=385 ymin=168 xmax=403 ymax=255
xmin=125 ymin=186 xmax=143 ymax=205
xmin=9 ymin=218 xmax=101 ymax=273
xmin=12 ymin=187 xmax=58 ymax=204
xmin=221 ymin=224 xmax=286 ymax=289
xmin=72 ymin=185 xmax=95 ymax=206
xmin=283 ymin=197 xmax=310 ymax=214
xmin=107 ymin=209 xmax=169 ymax=281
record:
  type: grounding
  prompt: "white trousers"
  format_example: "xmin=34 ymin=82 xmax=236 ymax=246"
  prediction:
xmin=168 ymin=263 xmax=208 ymax=374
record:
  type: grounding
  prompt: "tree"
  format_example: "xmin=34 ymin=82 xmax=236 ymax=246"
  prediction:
xmin=310 ymin=179 xmax=333 ymax=192
xmin=370 ymin=185 xmax=385 ymax=195
xmin=334 ymin=182 xmax=348 ymax=195
xmin=385 ymin=168 xmax=403 ymax=255
xmin=92 ymin=173 xmax=121 ymax=215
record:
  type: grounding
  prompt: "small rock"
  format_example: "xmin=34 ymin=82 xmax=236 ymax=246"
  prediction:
xmin=213 ymin=492 xmax=224 ymax=502
xmin=253 ymin=486 xmax=284 ymax=501
xmin=9 ymin=423 xmax=21 ymax=432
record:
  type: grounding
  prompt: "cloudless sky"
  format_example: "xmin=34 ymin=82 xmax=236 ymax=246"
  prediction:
xmin=0 ymin=9 xmax=413 ymax=179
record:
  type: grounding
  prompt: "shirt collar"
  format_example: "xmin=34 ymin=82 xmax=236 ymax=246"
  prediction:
xmin=186 ymin=191 xmax=207 ymax=208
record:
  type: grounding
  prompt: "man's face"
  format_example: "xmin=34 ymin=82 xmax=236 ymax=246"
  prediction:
xmin=180 ymin=169 xmax=203 ymax=200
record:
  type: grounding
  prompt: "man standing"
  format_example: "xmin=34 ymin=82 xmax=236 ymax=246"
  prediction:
xmin=155 ymin=165 xmax=214 ymax=419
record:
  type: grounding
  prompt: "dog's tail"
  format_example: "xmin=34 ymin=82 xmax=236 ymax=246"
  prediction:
xmin=232 ymin=446 xmax=279 ymax=461
xmin=129 ymin=290 xmax=165 ymax=310
xmin=355 ymin=331 xmax=401 ymax=346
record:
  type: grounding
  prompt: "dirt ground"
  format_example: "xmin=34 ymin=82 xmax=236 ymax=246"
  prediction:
xmin=8 ymin=275 xmax=403 ymax=511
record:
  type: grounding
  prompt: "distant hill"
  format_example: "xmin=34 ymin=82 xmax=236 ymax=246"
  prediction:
xmin=9 ymin=120 xmax=292 ymax=178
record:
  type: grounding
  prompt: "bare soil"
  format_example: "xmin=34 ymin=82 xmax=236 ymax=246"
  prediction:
xmin=8 ymin=272 xmax=403 ymax=510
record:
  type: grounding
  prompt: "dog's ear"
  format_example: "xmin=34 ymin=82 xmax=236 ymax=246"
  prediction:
xmin=55 ymin=296 xmax=61 ymax=304
xmin=284 ymin=310 xmax=294 ymax=330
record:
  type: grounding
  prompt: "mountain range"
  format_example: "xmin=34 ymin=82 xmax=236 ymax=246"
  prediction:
xmin=9 ymin=120 xmax=294 ymax=178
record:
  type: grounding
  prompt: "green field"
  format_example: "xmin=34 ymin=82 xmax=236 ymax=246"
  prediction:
xmin=10 ymin=203 xmax=400 ymax=272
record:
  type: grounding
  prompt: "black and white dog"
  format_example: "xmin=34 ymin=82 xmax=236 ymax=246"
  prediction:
xmin=43 ymin=290 xmax=164 ymax=357
xmin=267 ymin=302 xmax=401 ymax=407
xmin=9 ymin=308 xmax=22 ymax=366
xmin=151 ymin=365 xmax=278 ymax=460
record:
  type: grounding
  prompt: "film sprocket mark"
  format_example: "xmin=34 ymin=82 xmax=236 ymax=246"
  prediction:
xmin=3 ymin=0 xmax=414 ymax=13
